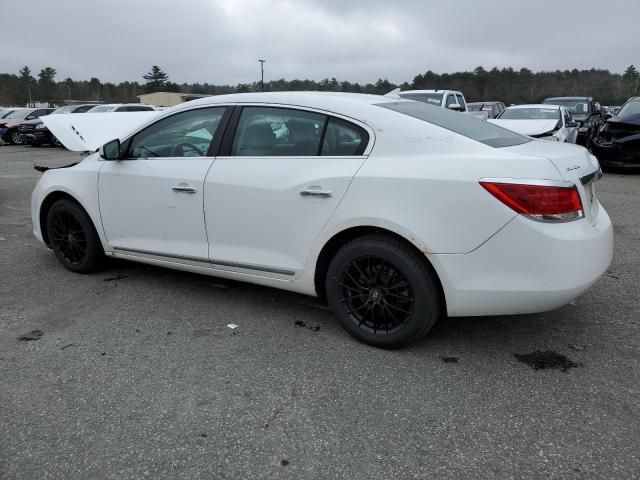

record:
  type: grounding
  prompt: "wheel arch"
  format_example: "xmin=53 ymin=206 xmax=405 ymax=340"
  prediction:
xmin=39 ymin=191 xmax=93 ymax=247
xmin=313 ymin=225 xmax=446 ymax=309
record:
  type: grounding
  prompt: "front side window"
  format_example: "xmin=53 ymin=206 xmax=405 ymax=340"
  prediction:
xmin=378 ymin=101 xmax=530 ymax=148
xmin=127 ymin=107 xmax=226 ymax=158
xmin=232 ymin=107 xmax=326 ymax=156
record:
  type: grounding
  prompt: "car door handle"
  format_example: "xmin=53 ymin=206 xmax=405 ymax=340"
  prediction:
xmin=300 ymin=189 xmax=333 ymax=198
xmin=172 ymin=185 xmax=197 ymax=193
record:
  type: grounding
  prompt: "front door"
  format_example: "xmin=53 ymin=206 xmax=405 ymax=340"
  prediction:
xmin=203 ymin=106 xmax=370 ymax=277
xmin=98 ymin=106 xmax=229 ymax=261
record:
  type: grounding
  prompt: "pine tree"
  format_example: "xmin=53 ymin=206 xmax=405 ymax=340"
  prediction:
xmin=143 ymin=65 xmax=169 ymax=93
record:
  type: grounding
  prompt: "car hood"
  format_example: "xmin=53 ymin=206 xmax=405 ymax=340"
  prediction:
xmin=42 ymin=111 xmax=161 ymax=151
xmin=489 ymin=119 xmax=558 ymax=136
xmin=501 ymin=140 xmax=599 ymax=183
xmin=21 ymin=118 xmax=43 ymax=126
xmin=607 ymin=112 xmax=640 ymax=128
xmin=0 ymin=118 xmax=27 ymax=128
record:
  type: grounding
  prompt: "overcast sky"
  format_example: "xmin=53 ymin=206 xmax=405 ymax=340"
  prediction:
xmin=1 ymin=0 xmax=638 ymax=85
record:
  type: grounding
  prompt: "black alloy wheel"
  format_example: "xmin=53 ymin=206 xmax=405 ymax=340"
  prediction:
xmin=46 ymin=199 xmax=103 ymax=273
xmin=339 ymin=255 xmax=414 ymax=335
xmin=326 ymin=235 xmax=441 ymax=349
xmin=10 ymin=129 xmax=23 ymax=145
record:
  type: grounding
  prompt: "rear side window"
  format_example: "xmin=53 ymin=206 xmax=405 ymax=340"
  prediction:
xmin=232 ymin=107 xmax=326 ymax=156
xmin=321 ymin=118 xmax=368 ymax=156
xmin=377 ymin=101 xmax=530 ymax=148
xmin=455 ymin=94 xmax=466 ymax=110
xmin=445 ymin=94 xmax=457 ymax=107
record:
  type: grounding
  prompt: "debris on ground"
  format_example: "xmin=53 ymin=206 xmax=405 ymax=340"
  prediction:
xmin=17 ymin=330 xmax=43 ymax=341
xmin=280 ymin=460 xmax=290 ymax=466
xmin=103 ymin=274 xmax=128 ymax=282
xmin=294 ymin=320 xmax=321 ymax=332
xmin=514 ymin=350 xmax=581 ymax=372
xmin=568 ymin=344 xmax=586 ymax=351
xmin=441 ymin=356 xmax=459 ymax=363
xmin=227 ymin=324 xmax=239 ymax=335
xmin=61 ymin=343 xmax=75 ymax=350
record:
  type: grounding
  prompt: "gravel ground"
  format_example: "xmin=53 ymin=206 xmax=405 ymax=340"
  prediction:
xmin=0 ymin=145 xmax=639 ymax=479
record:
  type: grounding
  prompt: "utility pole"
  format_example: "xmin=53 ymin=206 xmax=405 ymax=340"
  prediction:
xmin=258 ymin=59 xmax=266 ymax=92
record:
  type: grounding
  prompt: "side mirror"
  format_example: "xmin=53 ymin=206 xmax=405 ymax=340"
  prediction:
xmin=566 ymin=121 xmax=578 ymax=128
xmin=26 ymin=115 xmax=35 ymax=120
xmin=100 ymin=139 xmax=121 ymax=160
xmin=447 ymin=103 xmax=464 ymax=112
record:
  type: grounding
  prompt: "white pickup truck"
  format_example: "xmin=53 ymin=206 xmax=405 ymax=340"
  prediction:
xmin=391 ymin=89 xmax=487 ymax=120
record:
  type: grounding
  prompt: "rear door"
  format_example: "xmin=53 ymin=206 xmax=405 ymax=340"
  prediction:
xmin=203 ymin=105 xmax=371 ymax=278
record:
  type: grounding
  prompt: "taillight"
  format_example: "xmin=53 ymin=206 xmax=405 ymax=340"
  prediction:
xmin=480 ymin=181 xmax=583 ymax=222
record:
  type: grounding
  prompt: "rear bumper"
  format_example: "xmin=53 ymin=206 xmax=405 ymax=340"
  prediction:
xmin=430 ymin=206 xmax=613 ymax=317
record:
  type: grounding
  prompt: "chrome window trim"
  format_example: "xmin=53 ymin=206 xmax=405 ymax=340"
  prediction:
xmin=478 ymin=177 xmax=576 ymax=188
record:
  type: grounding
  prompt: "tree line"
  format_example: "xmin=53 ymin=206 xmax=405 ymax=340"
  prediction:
xmin=1 ymin=64 xmax=638 ymax=107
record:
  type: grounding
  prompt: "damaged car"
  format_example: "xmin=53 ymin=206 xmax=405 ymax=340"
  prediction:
xmin=33 ymin=92 xmax=612 ymax=349
xmin=0 ymin=107 xmax=54 ymax=144
xmin=489 ymin=104 xmax=578 ymax=143
xmin=20 ymin=104 xmax=97 ymax=147
xmin=591 ymin=96 xmax=640 ymax=168
xmin=542 ymin=96 xmax=604 ymax=147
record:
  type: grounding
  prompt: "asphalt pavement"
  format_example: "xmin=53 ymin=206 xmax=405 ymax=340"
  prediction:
xmin=0 ymin=145 xmax=639 ymax=479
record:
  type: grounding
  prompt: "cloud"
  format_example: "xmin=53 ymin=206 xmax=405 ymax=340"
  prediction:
xmin=0 ymin=0 xmax=638 ymax=84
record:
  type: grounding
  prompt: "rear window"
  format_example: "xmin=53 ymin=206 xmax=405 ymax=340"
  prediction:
xmin=376 ymin=101 xmax=530 ymax=148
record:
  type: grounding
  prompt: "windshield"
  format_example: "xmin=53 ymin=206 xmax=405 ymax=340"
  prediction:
xmin=4 ymin=109 xmax=30 ymax=119
xmin=543 ymin=99 xmax=589 ymax=115
xmin=398 ymin=92 xmax=444 ymax=107
xmin=499 ymin=108 xmax=560 ymax=120
xmin=88 ymin=105 xmax=116 ymax=112
xmin=1 ymin=110 xmax=16 ymax=119
xmin=52 ymin=106 xmax=77 ymax=114
xmin=617 ymin=100 xmax=640 ymax=117
xmin=377 ymin=101 xmax=530 ymax=148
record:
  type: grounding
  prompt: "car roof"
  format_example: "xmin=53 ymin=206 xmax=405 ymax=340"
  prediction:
xmin=467 ymin=101 xmax=502 ymax=106
xmin=506 ymin=104 xmax=561 ymax=109
xmin=399 ymin=89 xmax=460 ymax=95
xmin=544 ymin=96 xmax=592 ymax=101
xmin=174 ymin=91 xmax=412 ymax=121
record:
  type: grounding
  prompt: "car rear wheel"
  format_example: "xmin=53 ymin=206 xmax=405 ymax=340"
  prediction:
xmin=46 ymin=199 xmax=104 ymax=273
xmin=325 ymin=235 xmax=442 ymax=349
xmin=9 ymin=129 xmax=23 ymax=145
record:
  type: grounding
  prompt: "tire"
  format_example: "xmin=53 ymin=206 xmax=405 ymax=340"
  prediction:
xmin=325 ymin=234 xmax=442 ymax=349
xmin=46 ymin=199 xmax=104 ymax=273
xmin=9 ymin=129 xmax=23 ymax=145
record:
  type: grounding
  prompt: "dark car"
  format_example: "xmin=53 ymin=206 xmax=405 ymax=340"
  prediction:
xmin=542 ymin=96 xmax=604 ymax=147
xmin=20 ymin=104 xmax=96 ymax=147
xmin=0 ymin=108 xmax=54 ymax=144
xmin=591 ymin=97 xmax=640 ymax=169
xmin=467 ymin=101 xmax=506 ymax=119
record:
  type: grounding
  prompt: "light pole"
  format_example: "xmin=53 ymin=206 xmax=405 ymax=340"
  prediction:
xmin=258 ymin=59 xmax=266 ymax=92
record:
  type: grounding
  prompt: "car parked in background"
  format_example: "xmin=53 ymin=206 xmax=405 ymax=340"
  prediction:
xmin=0 ymin=108 xmax=55 ymax=144
xmin=33 ymin=92 xmax=611 ymax=349
xmin=20 ymin=104 xmax=96 ymax=147
xmin=467 ymin=101 xmax=506 ymax=119
xmin=489 ymin=104 xmax=578 ymax=143
xmin=1 ymin=107 xmax=24 ymax=119
xmin=397 ymin=90 xmax=469 ymax=112
xmin=542 ymin=96 xmax=604 ymax=147
xmin=591 ymin=96 xmax=640 ymax=168
xmin=87 ymin=103 xmax=156 ymax=113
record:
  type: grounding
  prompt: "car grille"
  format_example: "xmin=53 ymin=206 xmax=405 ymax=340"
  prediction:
xmin=18 ymin=124 xmax=36 ymax=133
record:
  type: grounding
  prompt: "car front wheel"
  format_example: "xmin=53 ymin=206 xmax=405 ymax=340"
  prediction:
xmin=326 ymin=235 xmax=442 ymax=349
xmin=9 ymin=129 xmax=23 ymax=145
xmin=46 ymin=199 xmax=104 ymax=273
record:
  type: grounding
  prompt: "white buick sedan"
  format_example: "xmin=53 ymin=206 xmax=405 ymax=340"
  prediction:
xmin=32 ymin=92 xmax=613 ymax=348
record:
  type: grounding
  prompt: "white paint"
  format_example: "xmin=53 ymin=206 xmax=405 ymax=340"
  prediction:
xmin=31 ymin=91 xmax=612 ymax=318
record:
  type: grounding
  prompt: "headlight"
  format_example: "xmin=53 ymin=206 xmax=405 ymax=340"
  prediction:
xmin=541 ymin=135 xmax=560 ymax=141
xmin=578 ymin=127 xmax=588 ymax=133
xmin=35 ymin=123 xmax=47 ymax=130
